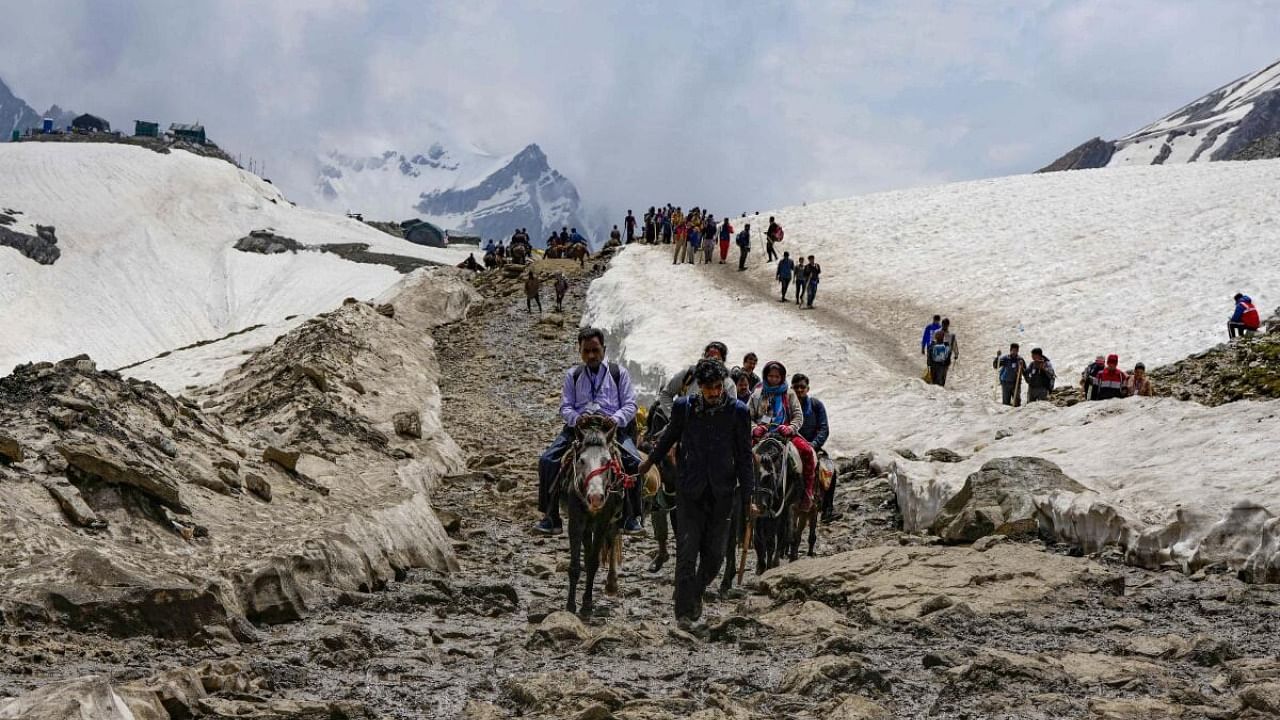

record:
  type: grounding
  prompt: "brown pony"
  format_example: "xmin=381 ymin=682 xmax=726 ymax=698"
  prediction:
xmin=567 ymin=243 xmax=589 ymax=268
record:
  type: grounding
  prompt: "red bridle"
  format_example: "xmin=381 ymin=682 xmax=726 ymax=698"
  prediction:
xmin=581 ymin=456 xmax=634 ymax=496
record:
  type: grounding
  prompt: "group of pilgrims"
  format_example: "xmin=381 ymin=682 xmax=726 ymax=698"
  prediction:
xmin=536 ymin=329 xmax=833 ymax=624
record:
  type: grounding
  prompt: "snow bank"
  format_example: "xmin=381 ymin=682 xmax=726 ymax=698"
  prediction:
xmin=0 ymin=143 xmax=472 ymax=372
xmin=585 ymin=161 xmax=1280 ymax=579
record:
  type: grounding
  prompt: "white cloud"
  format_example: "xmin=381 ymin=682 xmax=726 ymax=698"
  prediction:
xmin=2 ymin=1 xmax=1278 ymax=222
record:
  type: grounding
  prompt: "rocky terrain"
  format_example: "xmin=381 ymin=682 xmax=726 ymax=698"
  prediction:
xmin=4 ymin=258 xmax=1280 ymax=719
xmin=1150 ymin=308 xmax=1280 ymax=405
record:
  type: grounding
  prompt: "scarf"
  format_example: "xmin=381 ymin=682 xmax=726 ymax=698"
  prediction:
xmin=762 ymin=382 xmax=788 ymax=425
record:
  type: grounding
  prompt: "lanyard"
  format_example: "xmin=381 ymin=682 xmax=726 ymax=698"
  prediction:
xmin=585 ymin=365 xmax=606 ymax=402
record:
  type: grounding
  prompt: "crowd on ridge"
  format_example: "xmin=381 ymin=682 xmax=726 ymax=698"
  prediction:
xmin=620 ymin=206 xmax=824 ymax=309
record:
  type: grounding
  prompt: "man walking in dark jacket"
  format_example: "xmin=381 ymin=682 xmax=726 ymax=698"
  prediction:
xmin=776 ymin=252 xmax=794 ymax=301
xmin=638 ymin=358 xmax=755 ymax=626
xmin=736 ymin=224 xmax=751 ymax=271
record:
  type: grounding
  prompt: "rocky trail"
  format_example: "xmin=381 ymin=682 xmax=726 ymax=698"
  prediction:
xmin=3 ymin=258 xmax=1280 ymax=719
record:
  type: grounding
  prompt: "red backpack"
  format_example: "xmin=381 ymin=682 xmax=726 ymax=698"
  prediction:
xmin=1241 ymin=301 xmax=1261 ymax=330
xmin=776 ymin=227 xmax=784 ymax=241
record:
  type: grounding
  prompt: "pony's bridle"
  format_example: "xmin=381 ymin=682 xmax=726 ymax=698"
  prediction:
xmin=753 ymin=434 xmax=791 ymax=519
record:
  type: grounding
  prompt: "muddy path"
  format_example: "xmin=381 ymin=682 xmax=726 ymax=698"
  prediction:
xmin=4 ymin=258 xmax=1280 ymax=719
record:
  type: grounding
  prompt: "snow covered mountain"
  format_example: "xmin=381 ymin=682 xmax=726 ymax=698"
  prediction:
xmin=0 ymin=143 xmax=471 ymax=375
xmin=1042 ymin=58 xmax=1280 ymax=171
xmin=0 ymin=76 xmax=74 ymax=138
xmin=310 ymin=141 xmax=591 ymax=246
xmin=588 ymin=159 xmax=1280 ymax=584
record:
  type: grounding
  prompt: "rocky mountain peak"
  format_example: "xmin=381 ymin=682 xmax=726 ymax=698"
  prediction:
xmin=1041 ymin=57 xmax=1280 ymax=171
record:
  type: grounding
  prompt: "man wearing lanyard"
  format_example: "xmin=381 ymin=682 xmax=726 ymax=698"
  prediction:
xmin=535 ymin=327 xmax=643 ymax=535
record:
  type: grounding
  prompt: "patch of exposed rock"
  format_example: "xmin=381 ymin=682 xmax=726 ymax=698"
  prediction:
xmin=1150 ymin=310 xmax=1280 ymax=405
xmin=759 ymin=542 xmax=1120 ymax=622
xmin=0 ymin=270 xmax=476 ymax=640
xmin=930 ymin=456 xmax=1088 ymax=543
xmin=0 ymin=213 xmax=60 ymax=265
xmin=233 ymin=229 xmax=444 ymax=273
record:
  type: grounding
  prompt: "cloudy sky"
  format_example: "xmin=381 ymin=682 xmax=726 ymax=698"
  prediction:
xmin=3 ymin=0 xmax=1279 ymax=220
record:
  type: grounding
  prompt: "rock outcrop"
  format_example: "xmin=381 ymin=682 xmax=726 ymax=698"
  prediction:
xmin=929 ymin=457 xmax=1087 ymax=543
xmin=0 ymin=269 xmax=476 ymax=639
xmin=1150 ymin=308 xmax=1280 ymax=405
xmin=0 ymin=212 xmax=60 ymax=265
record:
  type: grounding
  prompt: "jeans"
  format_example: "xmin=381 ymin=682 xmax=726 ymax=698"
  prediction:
xmin=1228 ymin=321 xmax=1255 ymax=339
xmin=1027 ymin=387 xmax=1050 ymax=402
xmin=538 ymin=426 xmax=643 ymax=524
xmin=795 ymin=277 xmax=805 ymax=303
xmin=779 ymin=277 xmax=791 ymax=299
xmin=673 ymin=486 xmax=733 ymax=620
xmin=806 ymin=283 xmax=818 ymax=307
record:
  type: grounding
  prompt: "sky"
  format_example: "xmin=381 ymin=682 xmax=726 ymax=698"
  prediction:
xmin=3 ymin=0 xmax=1280 ymax=222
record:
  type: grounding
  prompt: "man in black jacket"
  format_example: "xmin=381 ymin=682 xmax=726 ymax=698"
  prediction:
xmin=638 ymin=358 xmax=756 ymax=625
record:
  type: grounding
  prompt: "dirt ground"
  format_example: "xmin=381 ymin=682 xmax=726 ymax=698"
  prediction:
xmin=4 ymin=257 xmax=1280 ymax=719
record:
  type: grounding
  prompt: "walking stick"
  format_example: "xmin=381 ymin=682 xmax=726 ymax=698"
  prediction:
xmin=737 ymin=512 xmax=754 ymax=585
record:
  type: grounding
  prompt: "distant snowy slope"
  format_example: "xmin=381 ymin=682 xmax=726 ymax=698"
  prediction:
xmin=586 ymin=159 xmax=1280 ymax=578
xmin=1043 ymin=58 xmax=1280 ymax=170
xmin=0 ymin=143 xmax=471 ymax=372
xmin=309 ymin=142 xmax=591 ymax=245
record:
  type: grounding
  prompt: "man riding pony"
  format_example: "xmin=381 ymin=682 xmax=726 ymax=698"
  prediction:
xmin=535 ymin=327 xmax=644 ymax=535
xmin=746 ymin=361 xmax=819 ymax=511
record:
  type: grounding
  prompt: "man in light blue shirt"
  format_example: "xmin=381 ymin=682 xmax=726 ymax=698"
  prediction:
xmin=536 ymin=327 xmax=643 ymax=535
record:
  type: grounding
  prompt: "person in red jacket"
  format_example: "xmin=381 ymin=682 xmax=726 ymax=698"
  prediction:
xmin=1093 ymin=354 xmax=1128 ymax=400
xmin=1229 ymin=293 xmax=1261 ymax=338
xmin=718 ymin=218 xmax=733 ymax=264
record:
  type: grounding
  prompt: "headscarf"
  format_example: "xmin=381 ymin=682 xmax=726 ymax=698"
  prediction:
xmin=760 ymin=361 xmax=788 ymax=423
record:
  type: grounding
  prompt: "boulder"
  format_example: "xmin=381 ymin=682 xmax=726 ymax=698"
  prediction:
xmin=56 ymin=441 xmax=188 ymax=512
xmin=930 ymin=457 xmax=1086 ymax=543
xmin=263 ymin=445 xmax=301 ymax=471
xmin=293 ymin=363 xmax=328 ymax=392
xmin=527 ymin=610 xmax=590 ymax=649
xmin=925 ymin=448 xmax=964 ymax=463
xmin=0 ymin=676 xmax=148 ymax=720
xmin=0 ymin=434 xmax=24 ymax=464
xmin=1241 ymin=683 xmax=1280 ymax=713
xmin=375 ymin=303 xmax=396 ymax=318
xmin=826 ymin=694 xmax=890 ymax=720
xmin=760 ymin=544 xmax=1112 ymax=622
xmin=40 ymin=478 xmax=107 ymax=529
xmin=244 ymin=471 xmax=272 ymax=501
xmin=777 ymin=655 xmax=889 ymax=698
xmin=393 ymin=410 xmax=423 ymax=439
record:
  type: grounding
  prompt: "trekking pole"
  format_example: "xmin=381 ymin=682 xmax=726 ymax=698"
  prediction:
xmin=736 ymin=513 xmax=754 ymax=585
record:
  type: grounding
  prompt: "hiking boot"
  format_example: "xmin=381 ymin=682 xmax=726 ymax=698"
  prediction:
xmin=622 ymin=517 xmax=644 ymax=535
xmin=533 ymin=517 xmax=562 ymax=535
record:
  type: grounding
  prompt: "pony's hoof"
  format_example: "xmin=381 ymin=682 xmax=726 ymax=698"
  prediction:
xmin=648 ymin=553 xmax=669 ymax=573
xmin=605 ymin=582 xmax=619 ymax=597
xmin=579 ymin=604 xmax=594 ymax=618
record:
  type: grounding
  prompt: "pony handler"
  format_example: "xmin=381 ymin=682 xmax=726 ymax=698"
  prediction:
xmin=638 ymin=358 xmax=756 ymax=628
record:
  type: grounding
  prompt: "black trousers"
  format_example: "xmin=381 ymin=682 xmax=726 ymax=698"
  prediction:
xmin=930 ymin=363 xmax=949 ymax=387
xmin=737 ymin=246 xmax=749 ymax=270
xmin=673 ymin=486 xmax=733 ymax=620
xmin=766 ymin=241 xmax=777 ymax=261
xmin=779 ymin=277 xmax=791 ymax=299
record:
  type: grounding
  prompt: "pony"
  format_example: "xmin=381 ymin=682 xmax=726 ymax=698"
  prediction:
xmin=638 ymin=402 xmax=678 ymax=572
xmin=544 ymin=244 xmax=565 ymax=259
xmin=561 ymin=416 xmax=626 ymax=616
xmin=720 ymin=431 xmax=802 ymax=594
xmin=511 ymin=242 xmax=529 ymax=265
xmin=553 ymin=273 xmax=569 ymax=312
xmin=567 ymin=243 xmax=589 ymax=268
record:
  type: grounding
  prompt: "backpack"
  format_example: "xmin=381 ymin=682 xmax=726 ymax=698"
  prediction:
xmin=736 ymin=231 xmax=748 ymax=248
xmin=1242 ymin=302 xmax=1261 ymax=330
xmin=571 ymin=363 xmax=635 ymax=436
xmin=929 ymin=343 xmax=952 ymax=365
xmin=775 ymin=227 xmax=784 ymax=242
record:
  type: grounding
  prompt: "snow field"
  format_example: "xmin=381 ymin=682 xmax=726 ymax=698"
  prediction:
xmin=0 ymin=143 xmax=472 ymax=372
xmin=587 ymin=160 xmax=1280 ymax=577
